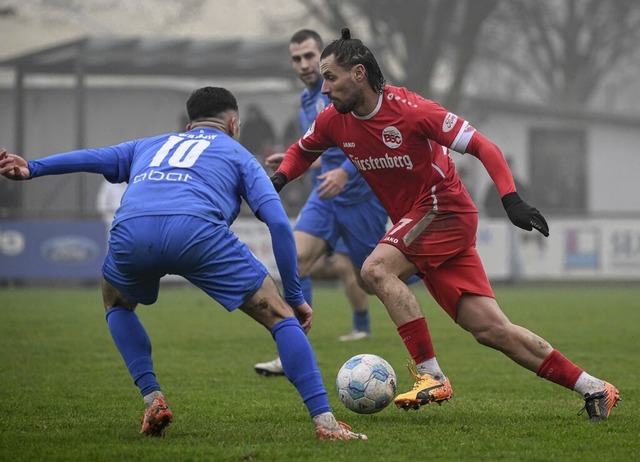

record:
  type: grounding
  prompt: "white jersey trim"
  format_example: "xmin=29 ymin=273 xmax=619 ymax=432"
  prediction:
xmin=298 ymin=139 xmax=325 ymax=153
xmin=451 ymin=120 xmax=475 ymax=153
xmin=352 ymin=93 xmax=383 ymax=120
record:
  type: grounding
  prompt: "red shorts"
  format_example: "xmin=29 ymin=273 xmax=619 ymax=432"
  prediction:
xmin=381 ymin=209 xmax=494 ymax=321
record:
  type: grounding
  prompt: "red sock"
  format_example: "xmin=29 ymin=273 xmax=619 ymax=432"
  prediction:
xmin=536 ymin=349 xmax=583 ymax=390
xmin=397 ymin=317 xmax=435 ymax=364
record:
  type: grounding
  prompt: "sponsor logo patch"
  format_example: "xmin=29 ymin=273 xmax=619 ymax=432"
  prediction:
xmin=442 ymin=112 xmax=458 ymax=133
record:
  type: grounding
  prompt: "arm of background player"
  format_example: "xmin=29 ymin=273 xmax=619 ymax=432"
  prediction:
xmin=316 ymin=157 xmax=355 ymax=199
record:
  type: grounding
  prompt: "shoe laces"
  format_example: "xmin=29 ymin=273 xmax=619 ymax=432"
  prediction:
xmin=578 ymin=386 xmax=620 ymax=417
xmin=577 ymin=392 xmax=603 ymax=417
xmin=406 ymin=359 xmax=424 ymax=387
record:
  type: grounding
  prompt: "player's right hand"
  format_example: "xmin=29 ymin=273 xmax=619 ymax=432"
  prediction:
xmin=264 ymin=152 xmax=285 ymax=170
xmin=0 ymin=149 xmax=30 ymax=180
xmin=270 ymin=172 xmax=287 ymax=192
xmin=292 ymin=301 xmax=313 ymax=333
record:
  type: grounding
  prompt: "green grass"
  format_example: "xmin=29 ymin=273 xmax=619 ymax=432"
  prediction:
xmin=1 ymin=283 xmax=638 ymax=461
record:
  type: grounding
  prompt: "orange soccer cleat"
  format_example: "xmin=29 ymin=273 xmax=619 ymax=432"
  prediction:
xmin=580 ymin=381 xmax=621 ymax=421
xmin=316 ymin=421 xmax=368 ymax=441
xmin=394 ymin=360 xmax=453 ymax=411
xmin=140 ymin=395 xmax=173 ymax=437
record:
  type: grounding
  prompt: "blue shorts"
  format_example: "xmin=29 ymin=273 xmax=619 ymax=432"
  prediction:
xmin=294 ymin=190 xmax=387 ymax=268
xmin=334 ymin=238 xmax=349 ymax=256
xmin=102 ymin=215 xmax=268 ymax=310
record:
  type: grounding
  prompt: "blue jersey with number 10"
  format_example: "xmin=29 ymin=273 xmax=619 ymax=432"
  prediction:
xmin=29 ymin=127 xmax=279 ymax=227
xmin=110 ymin=127 xmax=279 ymax=227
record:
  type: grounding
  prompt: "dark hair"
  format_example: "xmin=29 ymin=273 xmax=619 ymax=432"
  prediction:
xmin=186 ymin=86 xmax=238 ymax=122
xmin=321 ymin=27 xmax=385 ymax=94
xmin=289 ymin=29 xmax=323 ymax=49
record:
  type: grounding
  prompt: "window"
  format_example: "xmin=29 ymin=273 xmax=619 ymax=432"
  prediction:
xmin=529 ymin=128 xmax=587 ymax=216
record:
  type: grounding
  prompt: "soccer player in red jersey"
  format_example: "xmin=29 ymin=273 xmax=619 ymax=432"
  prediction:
xmin=271 ymin=28 xmax=620 ymax=420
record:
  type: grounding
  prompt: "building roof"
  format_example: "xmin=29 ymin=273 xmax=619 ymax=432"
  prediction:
xmin=0 ymin=36 xmax=293 ymax=79
xmin=0 ymin=36 xmax=297 ymax=155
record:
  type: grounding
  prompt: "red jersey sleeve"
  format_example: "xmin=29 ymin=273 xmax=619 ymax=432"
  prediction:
xmin=466 ymin=131 xmax=516 ymax=197
xmin=277 ymin=140 xmax=318 ymax=182
xmin=277 ymin=108 xmax=337 ymax=182
xmin=412 ymin=96 xmax=474 ymax=151
xmin=410 ymin=93 xmax=516 ymax=198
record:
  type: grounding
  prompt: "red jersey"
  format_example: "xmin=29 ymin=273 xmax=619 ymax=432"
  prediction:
xmin=279 ymin=85 xmax=515 ymax=223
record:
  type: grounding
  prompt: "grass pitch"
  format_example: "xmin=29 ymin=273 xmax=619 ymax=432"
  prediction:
xmin=1 ymin=283 xmax=638 ymax=461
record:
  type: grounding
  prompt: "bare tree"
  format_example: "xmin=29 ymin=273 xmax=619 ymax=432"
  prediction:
xmin=478 ymin=0 xmax=640 ymax=108
xmin=292 ymin=0 xmax=640 ymax=112
xmin=293 ymin=0 xmax=500 ymax=110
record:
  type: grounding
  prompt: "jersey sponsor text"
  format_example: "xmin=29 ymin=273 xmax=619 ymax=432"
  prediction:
xmin=349 ymin=152 xmax=413 ymax=171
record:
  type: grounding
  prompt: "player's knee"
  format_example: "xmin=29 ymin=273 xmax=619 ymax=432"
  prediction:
xmin=471 ymin=323 xmax=510 ymax=349
xmin=101 ymin=278 xmax=138 ymax=311
xmin=360 ymin=258 xmax=386 ymax=288
xmin=103 ymin=296 xmax=138 ymax=312
xmin=297 ymin=253 xmax=317 ymax=277
xmin=354 ymin=271 xmax=374 ymax=294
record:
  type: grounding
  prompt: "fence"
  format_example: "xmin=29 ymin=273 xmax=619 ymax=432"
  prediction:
xmin=2 ymin=217 xmax=639 ymax=283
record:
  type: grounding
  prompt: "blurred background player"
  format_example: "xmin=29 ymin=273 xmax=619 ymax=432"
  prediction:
xmin=0 ymin=86 xmax=367 ymax=440
xmin=96 ymin=179 xmax=126 ymax=233
xmin=239 ymin=103 xmax=276 ymax=164
xmin=271 ymin=28 xmax=620 ymax=421
xmin=253 ymin=29 xmax=390 ymax=377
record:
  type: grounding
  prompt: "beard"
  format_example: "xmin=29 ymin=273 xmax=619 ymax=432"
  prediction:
xmin=331 ymin=80 xmax=363 ymax=114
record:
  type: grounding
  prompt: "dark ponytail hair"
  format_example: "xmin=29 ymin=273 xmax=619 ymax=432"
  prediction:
xmin=321 ymin=27 xmax=385 ymax=94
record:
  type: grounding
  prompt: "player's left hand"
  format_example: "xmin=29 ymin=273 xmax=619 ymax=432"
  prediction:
xmin=501 ymin=191 xmax=549 ymax=237
xmin=316 ymin=168 xmax=348 ymax=199
xmin=264 ymin=152 xmax=285 ymax=170
xmin=292 ymin=301 xmax=313 ymax=333
xmin=0 ymin=149 xmax=30 ymax=180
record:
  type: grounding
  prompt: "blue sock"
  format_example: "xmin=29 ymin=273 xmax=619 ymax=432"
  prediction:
xmin=105 ymin=307 xmax=160 ymax=397
xmin=353 ymin=310 xmax=370 ymax=332
xmin=271 ymin=317 xmax=330 ymax=417
xmin=300 ymin=276 xmax=313 ymax=306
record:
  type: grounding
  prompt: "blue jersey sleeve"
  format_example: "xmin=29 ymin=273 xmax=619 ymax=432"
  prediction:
xmin=241 ymin=156 xmax=282 ymax=216
xmin=256 ymin=198 xmax=304 ymax=306
xmin=239 ymin=155 xmax=304 ymax=305
xmin=27 ymin=142 xmax=134 ymax=183
xmin=340 ymin=158 xmax=358 ymax=177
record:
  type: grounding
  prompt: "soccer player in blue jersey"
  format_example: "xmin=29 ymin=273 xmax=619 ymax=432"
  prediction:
xmin=254 ymin=29 xmax=390 ymax=376
xmin=0 ymin=86 xmax=367 ymax=441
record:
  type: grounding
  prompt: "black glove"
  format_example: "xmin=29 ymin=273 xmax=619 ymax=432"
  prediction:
xmin=501 ymin=192 xmax=549 ymax=237
xmin=270 ymin=172 xmax=287 ymax=192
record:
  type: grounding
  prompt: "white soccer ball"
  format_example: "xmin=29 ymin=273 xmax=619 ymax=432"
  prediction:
xmin=336 ymin=353 xmax=397 ymax=414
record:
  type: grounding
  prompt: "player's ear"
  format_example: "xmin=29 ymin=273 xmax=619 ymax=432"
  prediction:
xmin=353 ymin=64 xmax=366 ymax=82
xmin=229 ymin=116 xmax=240 ymax=140
xmin=185 ymin=123 xmax=193 ymax=131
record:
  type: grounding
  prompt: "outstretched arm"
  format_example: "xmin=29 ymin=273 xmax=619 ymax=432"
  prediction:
xmin=256 ymin=198 xmax=306 ymax=303
xmin=0 ymin=149 xmax=30 ymax=180
xmin=256 ymin=198 xmax=313 ymax=331
xmin=271 ymin=142 xmax=320 ymax=192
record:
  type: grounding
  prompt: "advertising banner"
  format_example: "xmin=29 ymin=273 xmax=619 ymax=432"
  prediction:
xmin=2 ymin=217 xmax=638 ymax=282
xmin=0 ymin=219 xmax=106 ymax=280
